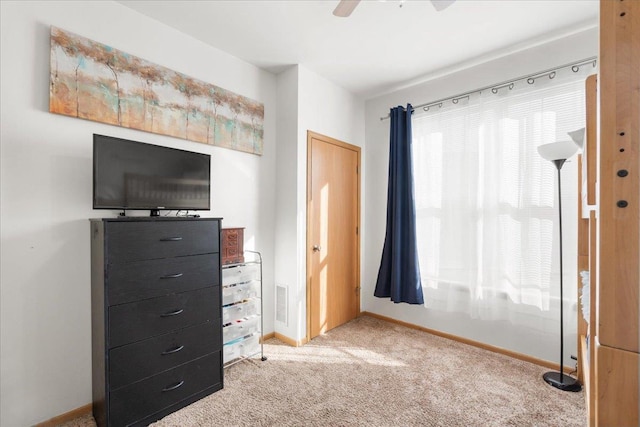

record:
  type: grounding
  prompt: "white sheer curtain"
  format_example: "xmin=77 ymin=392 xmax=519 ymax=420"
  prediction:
xmin=412 ymin=76 xmax=586 ymax=334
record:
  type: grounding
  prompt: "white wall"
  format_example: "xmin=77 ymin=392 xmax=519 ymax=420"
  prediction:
xmin=274 ymin=65 xmax=365 ymax=342
xmin=0 ymin=1 xmax=277 ymax=425
xmin=274 ymin=66 xmax=299 ymax=340
xmin=363 ymin=28 xmax=598 ymax=366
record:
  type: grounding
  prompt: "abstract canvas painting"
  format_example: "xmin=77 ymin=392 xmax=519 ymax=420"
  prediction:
xmin=50 ymin=26 xmax=264 ymax=155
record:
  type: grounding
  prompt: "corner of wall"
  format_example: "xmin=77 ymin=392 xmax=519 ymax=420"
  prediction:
xmin=274 ymin=65 xmax=302 ymax=340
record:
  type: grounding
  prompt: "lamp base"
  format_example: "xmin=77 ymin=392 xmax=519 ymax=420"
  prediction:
xmin=543 ymin=371 xmax=582 ymax=392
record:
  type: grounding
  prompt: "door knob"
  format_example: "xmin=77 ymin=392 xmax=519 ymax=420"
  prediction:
xmin=312 ymin=245 xmax=321 ymax=252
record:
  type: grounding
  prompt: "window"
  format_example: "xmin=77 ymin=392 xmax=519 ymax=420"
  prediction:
xmin=412 ymin=77 xmax=585 ymax=332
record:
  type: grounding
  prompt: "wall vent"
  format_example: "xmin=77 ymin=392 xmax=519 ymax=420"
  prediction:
xmin=275 ymin=284 xmax=288 ymax=325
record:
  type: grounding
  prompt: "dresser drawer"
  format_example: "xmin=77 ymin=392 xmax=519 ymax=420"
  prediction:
xmin=109 ymin=320 xmax=221 ymax=390
xmin=109 ymin=352 xmax=222 ymax=427
xmin=106 ymin=220 xmax=219 ymax=263
xmin=109 ymin=286 xmax=220 ymax=348
xmin=107 ymin=254 xmax=219 ymax=305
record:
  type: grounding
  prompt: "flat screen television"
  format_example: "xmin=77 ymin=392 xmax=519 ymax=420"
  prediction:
xmin=93 ymin=134 xmax=211 ymax=215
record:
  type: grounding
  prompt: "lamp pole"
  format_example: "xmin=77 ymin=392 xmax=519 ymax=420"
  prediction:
xmin=555 ymin=160 xmax=565 ymax=385
xmin=541 ymin=159 xmax=581 ymax=392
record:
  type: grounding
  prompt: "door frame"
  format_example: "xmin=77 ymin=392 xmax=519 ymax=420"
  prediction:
xmin=305 ymin=130 xmax=361 ymax=342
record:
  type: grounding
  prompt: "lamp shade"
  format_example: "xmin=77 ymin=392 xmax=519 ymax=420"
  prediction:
xmin=568 ymin=128 xmax=585 ymax=150
xmin=431 ymin=0 xmax=456 ymax=11
xmin=537 ymin=140 xmax=579 ymax=161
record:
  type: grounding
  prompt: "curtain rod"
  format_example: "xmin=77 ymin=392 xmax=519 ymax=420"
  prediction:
xmin=379 ymin=56 xmax=597 ymax=121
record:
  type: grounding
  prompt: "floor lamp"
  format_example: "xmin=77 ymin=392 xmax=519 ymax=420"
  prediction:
xmin=537 ymin=140 xmax=582 ymax=392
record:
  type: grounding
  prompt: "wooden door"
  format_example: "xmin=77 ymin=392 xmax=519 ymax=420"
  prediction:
xmin=307 ymin=131 xmax=360 ymax=340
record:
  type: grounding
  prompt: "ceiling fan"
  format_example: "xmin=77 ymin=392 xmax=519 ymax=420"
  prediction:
xmin=333 ymin=0 xmax=456 ymax=17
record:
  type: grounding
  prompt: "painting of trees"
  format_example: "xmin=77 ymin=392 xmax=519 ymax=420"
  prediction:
xmin=50 ymin=29 xmax=91 ymax=117
xmin=49 ymin=26 xmax=264 ymax=155
xmin=244 ymin=100 xmax=265 ymax=153
xmin=208 ymin=87 xmax=228 ymax=145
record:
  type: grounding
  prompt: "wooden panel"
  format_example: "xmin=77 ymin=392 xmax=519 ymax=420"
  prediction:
xmin=274 ymin=332 xmax=308 ymax=347
xmin=598 ymin=0 xmax=640 ymax=353
xmin=578 ymin=156 xmax=590 ymax=259
xmin=588 ymin=211 xmax=597 ymax=427
xmin=577 ymin=156 xmax=589 ymax=383
xmin=596 ymin=344 xmax=639 ymax=426
xmin=585 ymin=74 xmax=597 ymax=206
xmin=580 ymin=335 xmax=589 ymax=413
xmin=35 ymin=404 xmax=92 ymax=427
xmin=362 ymin=312 xmax=576 ymax=373
xmin=307 ymin=131 xmax=360 ymax=339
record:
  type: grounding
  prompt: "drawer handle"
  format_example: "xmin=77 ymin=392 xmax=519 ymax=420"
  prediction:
xmin=162 ymin=380 xmax=184 ymax=392
xmin=161 ymin=273 xmax=184 ymax=279
xmin=160 ymin=309 xmax=184 ymax=317
xmin=161 ymin=345 xmax=185 ymax=355
xmin=160 ymin=237 xmax=183 ymax=242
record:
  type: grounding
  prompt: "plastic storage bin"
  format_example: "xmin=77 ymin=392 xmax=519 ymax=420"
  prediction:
xmin=223 ymin=316 xmax=260 ymax=343
xmin=223 ymin=299 xmax=260 ymax=324
xmin=222 ymin=263 xmax=260 ymax=286
xmin=222 ymin=281 xmax=260 ymax=306
xmin=223 ymin=333 xmax=260 ymax=364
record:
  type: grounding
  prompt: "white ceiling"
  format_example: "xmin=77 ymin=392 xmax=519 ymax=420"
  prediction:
xmin=118 ymin=0 xmax=598 ymax=99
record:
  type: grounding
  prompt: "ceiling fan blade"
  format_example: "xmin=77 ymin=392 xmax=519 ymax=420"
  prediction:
xmin=430 ymin=0 xmax=456 ymax=12
xmin=333 ymin=0 xmax=361 ymax=17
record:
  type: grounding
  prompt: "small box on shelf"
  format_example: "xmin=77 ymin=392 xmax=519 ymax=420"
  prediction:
xmin=221 ymin=227 xmax=244 ymax=265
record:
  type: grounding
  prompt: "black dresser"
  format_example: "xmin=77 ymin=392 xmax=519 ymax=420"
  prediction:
xmin=90 ymin=217 xmax=223 ymax=427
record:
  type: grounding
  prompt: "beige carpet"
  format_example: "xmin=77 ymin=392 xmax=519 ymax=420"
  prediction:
xmin=64 ymin=315 xmax=585 ymax=426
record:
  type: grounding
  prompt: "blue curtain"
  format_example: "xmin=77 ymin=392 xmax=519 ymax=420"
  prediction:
xmin=374 ymin=104 xmax=424 ymax=305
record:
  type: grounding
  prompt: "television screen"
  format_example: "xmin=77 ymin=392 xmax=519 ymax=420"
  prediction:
xmin=93 ymin=134 xmax=211 ymax=212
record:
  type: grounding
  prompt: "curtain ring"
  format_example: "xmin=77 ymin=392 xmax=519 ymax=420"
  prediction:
xmin=508 ymin=83 xmax=514 ymax=90
xmin=572 ymin=65 xmax=579 ymax=72
xmin=452 ymin=98 xmax=459 ymax=104
xmin=527 ymin=78 xmax=535 ymax=85
xmin=438 ymin=103 xmax=443 ymax=109
xmin=491 ymin=87 xmax=498 ymax=94
xmin=592 ymin=60 xmax=596 ymax=68
xmin=549 ymin=71 xmax=556 ymax=79
xmin=423 ymin=106 xmax=429 ymax=112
